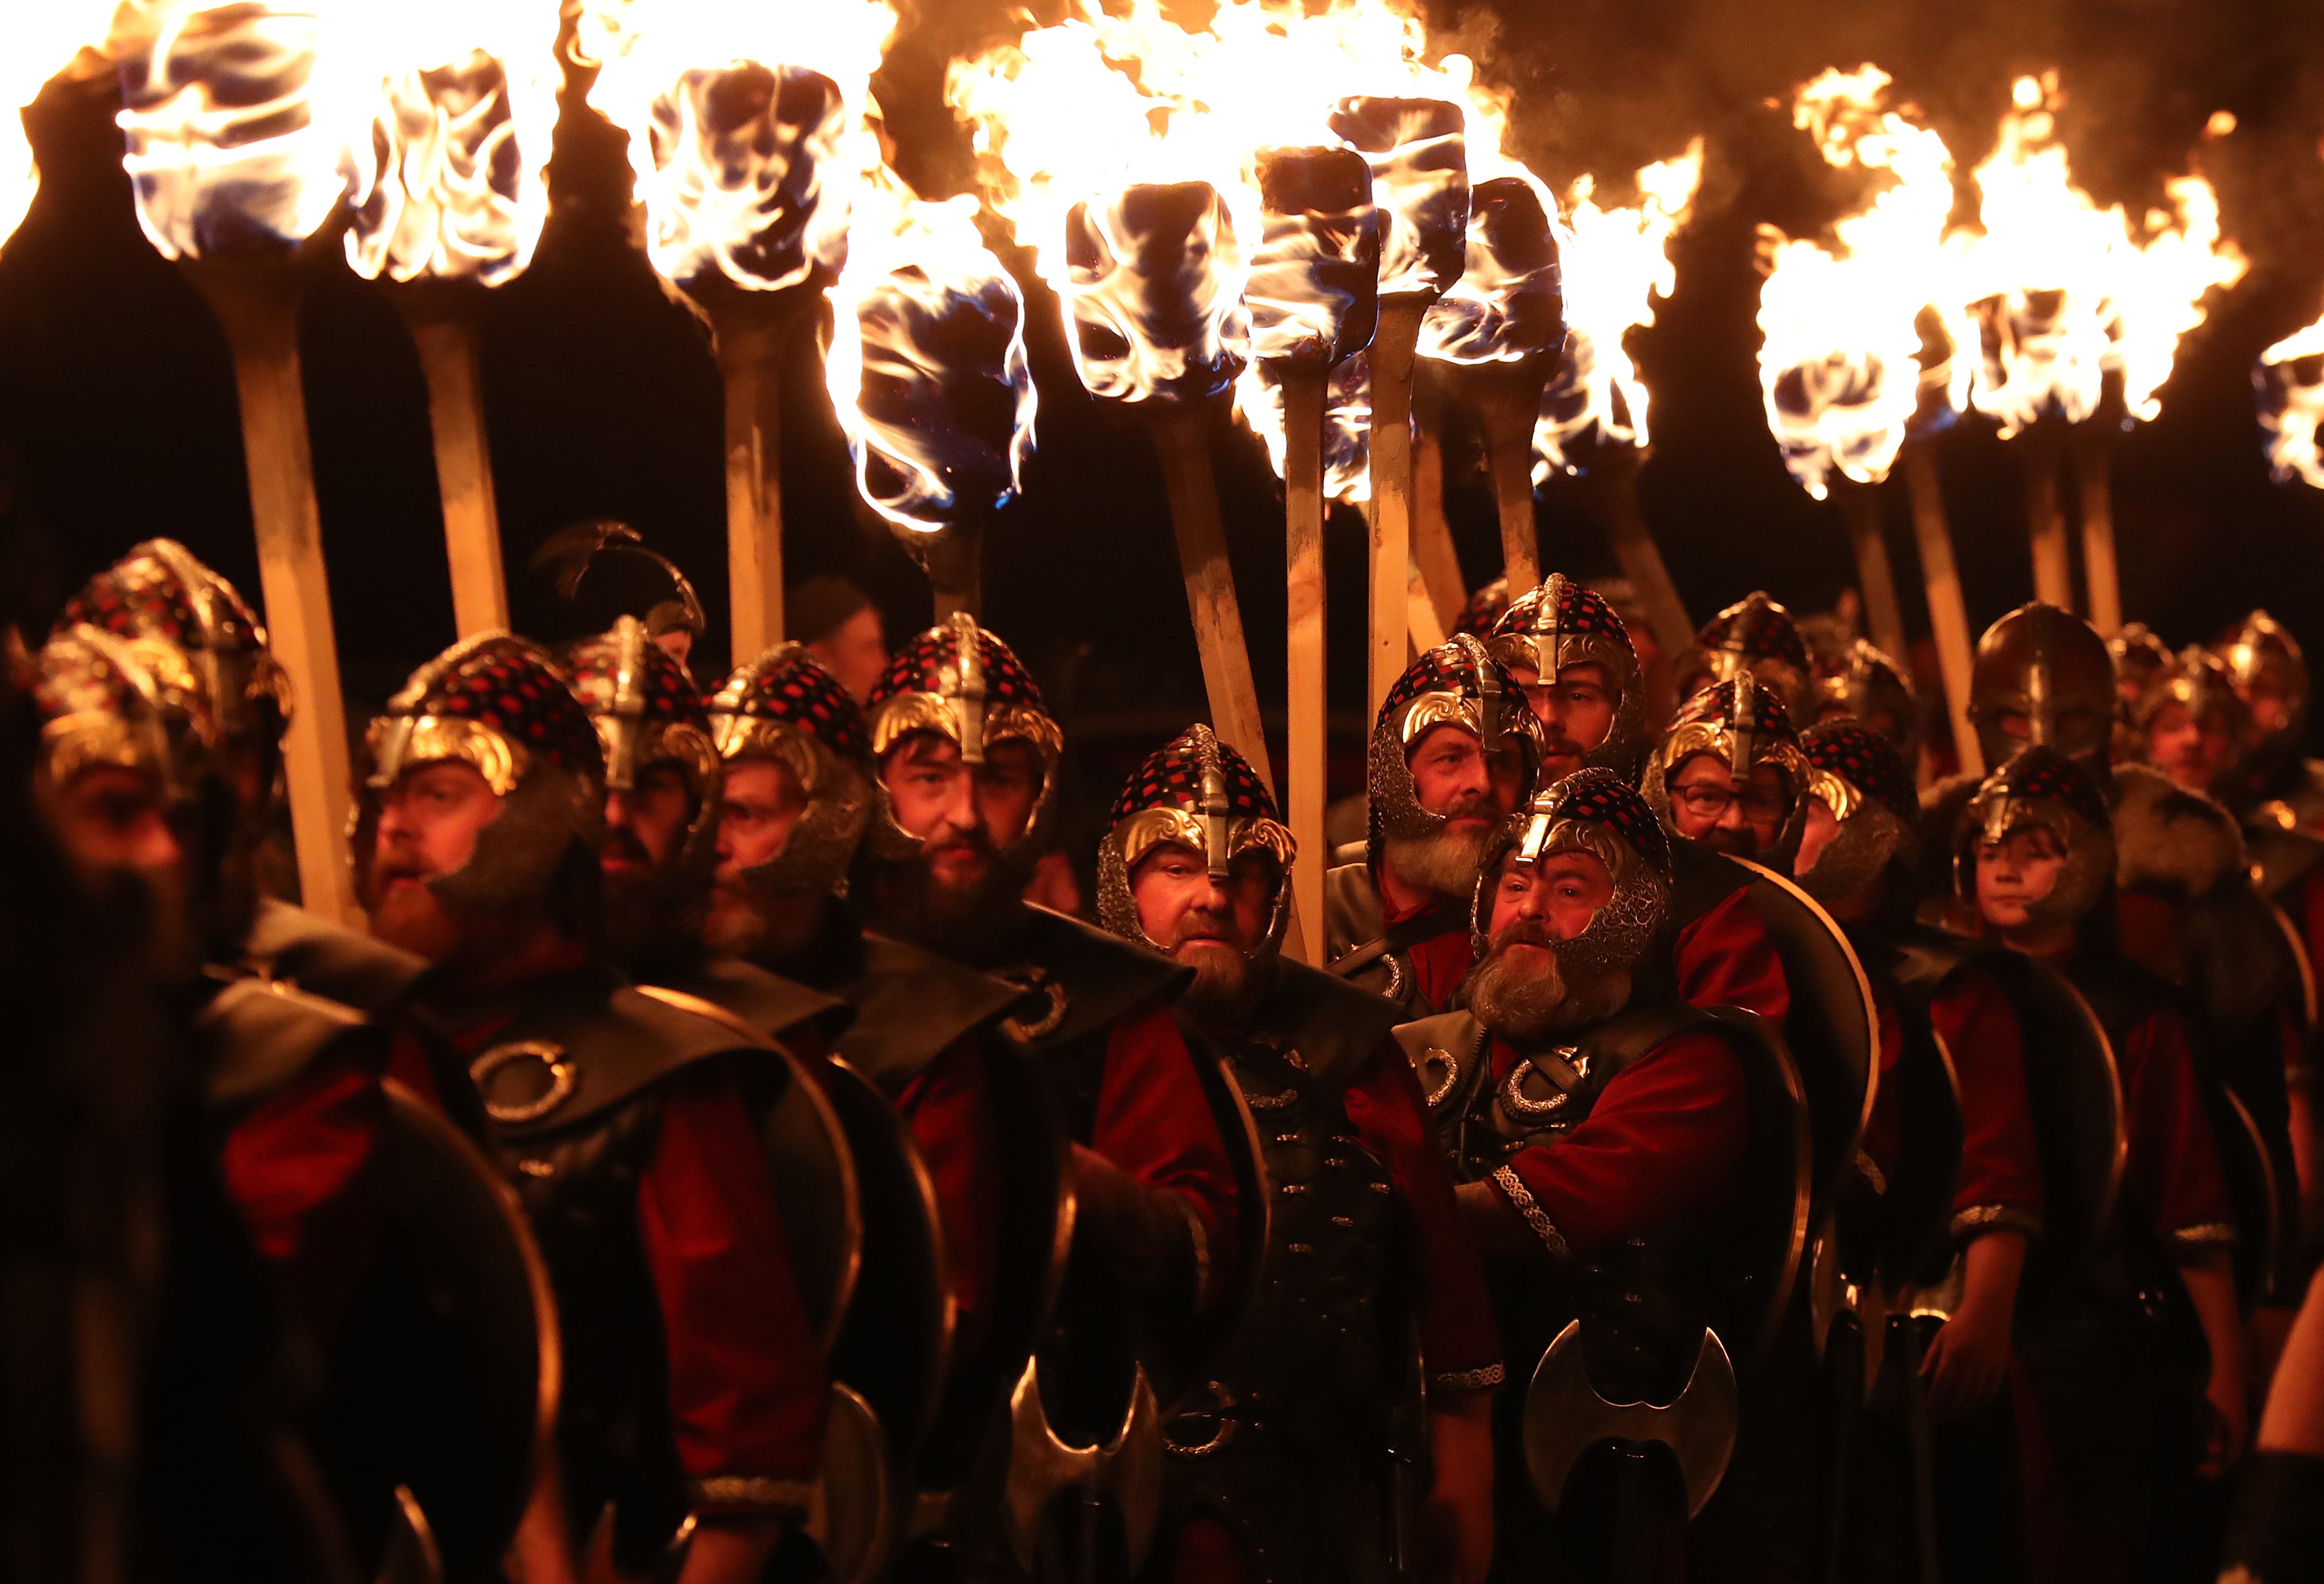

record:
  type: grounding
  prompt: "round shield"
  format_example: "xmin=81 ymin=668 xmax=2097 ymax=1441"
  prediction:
xmin=758 ymin=1044 xmax=863 ymax=1356
xmin=1877 ymin=1016 xmax=1966 ymax=1289
xmin=306 ymin=1081 xmax=559 ymax=1584
xmin=1973 ymin=952 xmax=2126 ymax=1296
xmin=1729 ymin=859 xmax=1881 ymax=1214
xmin=820 ymin=1057 xmax=955 ymax=1472
xmin=1701 ymin=1006 xmax=1813 ymax=1377
xmin=2204 ymin=1079 xmax=2286 ymax=1309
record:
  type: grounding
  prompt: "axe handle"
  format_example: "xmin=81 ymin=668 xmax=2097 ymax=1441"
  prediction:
xmin=1820 ymin=1311 xmax=1866 ymax=1584
xmin=1890 ymin=1317 xmax=1942 ymax=1584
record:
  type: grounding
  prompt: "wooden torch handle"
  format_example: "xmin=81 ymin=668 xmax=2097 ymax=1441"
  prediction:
xmin=2021 ymin=420 xmax=2074 ymax=613
xmin=1407 ymin=360 xmax=1461 ymax=647
xmin=715 ymin=313 xmax=789 ymax=661
xmin=405 ymin=310 xmax=510 ymax=637
xmin=190 ymin=267 xmax=361 ymax=926
xmin=1903 ymin=443 xmax=1982 ymax=781
xmin=1837 ymin=479 xmax=1911 ymax=669
xmin=1280 ymin=364 xmax=1330 ymax=967
xmin=1461 ymin=358 xmax=1553 ymax=593
xmin=1368 ymin=298 xmax=1430 ymax=708
xmin=2074 ymin=427 xmax=2121 ymax=637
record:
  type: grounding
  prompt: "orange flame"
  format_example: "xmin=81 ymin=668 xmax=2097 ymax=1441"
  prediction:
xmin=574 ymin=0 xmax=896 ymax=293
xmin=1532 ymin=141 xmax=1704 ymax=477
xmin=112 ymin=1 xmax=375 ymax=259
xmin=2257 ymin=315 xmax=2324 ymax=490
xmin=343 ymin=0 xmax=559 ymax=285
xmin=1943 ymin=72 xmax=2246 ymax=435
xmin=2 ymin=9 xmax=114 ymax=250
xmin=1755 ymin=67 xmax=1958 ymax=498
xmin=824 ymin=159 xmax=1038 ymax=531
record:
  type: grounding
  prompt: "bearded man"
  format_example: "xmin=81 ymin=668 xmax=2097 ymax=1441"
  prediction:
xmin=854 ymin=616 xmax=1248 ymax=1467
xmin=1395 ymin=769 xmax=1796 ymax=1579
xmin=1326 ymin=636 xmax=1544 ymax=1017
xmin=1099 ymin=724 xmax=1500 ymax=1584
xmin=358 ymin=633 xmax=830 ymax=1584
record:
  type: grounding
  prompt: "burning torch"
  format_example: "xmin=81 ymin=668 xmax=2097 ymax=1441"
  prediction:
xmin=345 ymin=2 xmax=556 ymax=636
xmin=115 ymin=0 xmax=369 ymax=923
xmin=1420 ymin=171 xmax=1565 ymax=591
xmin=1245 ymin=143 xmax=1378 ymax=962
xmin=579 ymin=0 xmax=895 ymax=660
xmin=2257 ymin=315 xmax=2324 ymax=492
xmin=1326 ymin=94 xmax=1467 ymax=709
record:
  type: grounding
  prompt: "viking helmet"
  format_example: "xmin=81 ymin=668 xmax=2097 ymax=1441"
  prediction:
xmin=1470 ymin=766 xmax=1672 ymax=978
xmin=1369 ymin=635 xmax=1547 ymax=867
xmin=1676 ymin=591 xmax=1815 ymax=719
xmin=565 ymin=616 xmax=722 ymax=871
xmin=2217 ymin=610 xmax=2309 ymax=805
xmin=1954 ymin=745 xmax=2116 ymax=929
xmin=862 ymin=613 xmax=1062 ymax=865
xmin=1453 ymin=576 xmax=1511 ymax=639
xmin=1795 ymin=718 xmax=1921 ymax=905
xmin=1813 ymin=639 xmax=1918 ymax=757
xmin=358 ymin=634 xmax=606 ymax=914
xmin=704 ymin=642 xmax=873 ymax=900
xmin=1968 ymin=602 xmax=2115 ymax=773
xmin=30 ymin=624 xmax=214 ymax=813
xmin=1486 ymin=572 xmax=1648 ymax=779
xmin=1097 ymin=724 xmax=1296 ymax=958
xmin=1643 ymin=679 xmax=1813 ymax=861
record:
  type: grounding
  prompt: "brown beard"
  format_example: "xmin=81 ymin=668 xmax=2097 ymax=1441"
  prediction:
xmin=1175 ymin=934 xmax=1257 ymax=1019
xmin=600 ymin=856 xmax=708 ymax=976
xmin=367 ymin=873 xmax=463 ymax=963
xmin=703 ymin=880 xmax=825 ymax=965
xmin=859 ymin=834 xmax=1031 ymax=963
xmin=1464 ymin=924 xmax=1632 ymax=1044
xmin=1382 ymin=810 xmax=1501 ymax=904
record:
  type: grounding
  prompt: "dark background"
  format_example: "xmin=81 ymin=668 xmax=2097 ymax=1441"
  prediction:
xmin=9 ymin=0 xmax=2324 ymax=836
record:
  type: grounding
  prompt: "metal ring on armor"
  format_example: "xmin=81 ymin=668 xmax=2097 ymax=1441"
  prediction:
xmin=1498 ymin=1055 xmax=1584 ymax=1120
xmin=470 ymin=1041 xmax=577 ymax=1125
xmin=996 ymin=966 xmax=1071 ymax=1043
xmin=1411 ymin=1044 xmax=1459 ymax=1112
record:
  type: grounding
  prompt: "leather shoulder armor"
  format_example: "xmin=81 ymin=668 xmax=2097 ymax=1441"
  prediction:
xmin=241 ymin=897 xmax=426 ymax=1016
xmin=836 ymin=932 xmax=1028 ymax=1093
xmin=1395 ymin=1010 xmax=1488 ymax=1121
xmin=1322 ymin=861 xmax=1385 ymax=965
xmin=1249 ymin=958 xmax=1404 ymax=1096
xmin=648 ymin=955 xmax=853 ymax=1048
xmin=1884 ymin=921 xmax=1995 ymax=1011
xmin=200 ymin=973 xmax=379 ymax=1113
xmin=995 ymin=904 xmax=1192 ymax=1055
xmin=468 ymin=976 xmax=786 ymax=1141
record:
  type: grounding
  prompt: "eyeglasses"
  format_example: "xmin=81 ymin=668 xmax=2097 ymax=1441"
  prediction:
xmin=1672 ymin=783 xmax=1790 ymax=821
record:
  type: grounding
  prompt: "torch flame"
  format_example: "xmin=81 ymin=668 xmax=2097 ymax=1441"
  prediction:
xmin=576 ymin=0 xmax=896 ymax=293
xmin=2257 ymin=314 xmax=2324 ymax=490
xmin=1532 ymin=140 xmax=1705 ymax=477
xmin=112 ymin=1 xmax=377 ymax=259
xmin=1418 ymin=169 xmax=1563 ymax=366
xmin=1942 ymin=72 xmax=2246 ymax=435
xmin=343 ymin=0 xmax=558 ymax=285
xmin=1755 ymin=67 xmax=1959 ymax=499
xmin=824 ymin=158 xmax=1038 ymax=532
xmin=2 ymin=8 xmax=115 ymax=251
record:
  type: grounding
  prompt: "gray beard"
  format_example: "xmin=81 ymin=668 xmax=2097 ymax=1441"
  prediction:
xmin=1382 ymin=822 xmax=1499 ymax=905
xmin=1464 ymin=944 xmax=1632 ymax=1044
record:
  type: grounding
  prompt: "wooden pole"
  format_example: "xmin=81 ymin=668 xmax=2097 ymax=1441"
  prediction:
xmin=1902 ymin=443 xmax=1982 ymax=781
xmin=1280 ymin=365 xmax=1329 ymax=967
xmin=392 ymin=285 xmax=509 ymax=636
xmin=2021 ymin=419 xmax=2073 ymax=612
xmin=1574 ymin=440 xmax=1694 ymax=659
xmin=705 ymin=295 xmax=802 ymax=661
xmin=1368 ymin=297 xmax=1430 ymax=707
xmin=1146 ymin=402 xmax=1277 ymax=795
xmin=1456 ymin=358 xmax=1553 ymax=593
xmin=1835 ymin=479 xmax=1910 ymax=668
xmin=1408 ymin=360 xmax=1462 ymax=645
xmin=907 ymin=524 xmax=984 ymax=624
xmin=2074 ymin=425 xmax=2121 ymax=636
xmin=185 ymin=259 xmax=360 ymax=926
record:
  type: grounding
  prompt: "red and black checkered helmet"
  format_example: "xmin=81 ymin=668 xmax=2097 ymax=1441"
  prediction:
xmin=1471 ymin=766 xmax=1671 ymax=976
xmin=705 ymin=643 xmax=873 ymax=899
xmin=862 ymin=613 xmax=1061 ymax=864
xmin=1954 ymin=745 xmax=2115 ymax=928
xmin=358 ymin=634 xmax=605 ymax=913
xmin=1487 ymin=571 xmax=1647 ymax=779
xmin=1677 ymin=590 xmax=1814 ymax=719
xmin=566 ymin=616 xmax=722 ymax=872
xmin=1453 ymin=576 xmax=1510 ymax=639
xmin=1796 ymin=718 xmax=1921 ymax=903
xmin=1097 ymin=724 xmax=1295 ymax=955
xmin=1369 ymin=634 xmax=1546 ymax=865
xmin=58 ymin=538 xmax=289 ymax=755
xmin=1643 ymin=677 xmax=1813 ymax=857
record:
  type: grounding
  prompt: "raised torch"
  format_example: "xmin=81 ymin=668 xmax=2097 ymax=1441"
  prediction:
xmin=114 ymin=0 xmax=367 ymax=923
xmin=1244 ymin=144 xmax=1378 ymax=962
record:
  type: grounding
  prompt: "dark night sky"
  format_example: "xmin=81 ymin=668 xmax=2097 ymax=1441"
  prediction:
xmin=7 ymin=0 xmax=2324 ymax=829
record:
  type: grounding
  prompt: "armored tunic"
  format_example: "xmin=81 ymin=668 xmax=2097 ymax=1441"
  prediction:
xmin=1323 ymin=860 xmax=1474 ymax=1018
xmin=1160 ymin=963 xmax=1501 ymax=1584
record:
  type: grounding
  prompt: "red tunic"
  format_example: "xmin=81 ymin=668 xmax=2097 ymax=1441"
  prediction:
xmin=1379 ymin=890 xmax=1477 ymax=1015
xmin=1926 ymin=965 xmax=2045 ymax=1239
xmin=1672 ymin=885 xmax=1792 ymax=1025
xmin=1094 ymin=1000 xmax=1244 ymax=1305
xmin=2115 ymin=1007 xmax=2236 ymax=1254
xmin=1485 ymin=1030 xmax=1750 ymax=1254
xmin=1340 ymin=1044 xmax=1503 ymax=1389
xmin=889 ymin=1039 xmax=1001 ymax=1357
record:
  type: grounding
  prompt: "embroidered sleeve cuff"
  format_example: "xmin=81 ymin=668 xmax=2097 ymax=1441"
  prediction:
xmin=1429 ymin=1362 xmax=1506 ymax=1394
xmin=1951 ymin=1204 xmax=2042 ymax=1242
xmin=2168 ymin=1221 xmax=2238 ymax=1257
xmin=686 ymin=1475 xmax=814 ymax=1519
xmin=1490 ymin=1167 xmax=1569 ymax=1261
